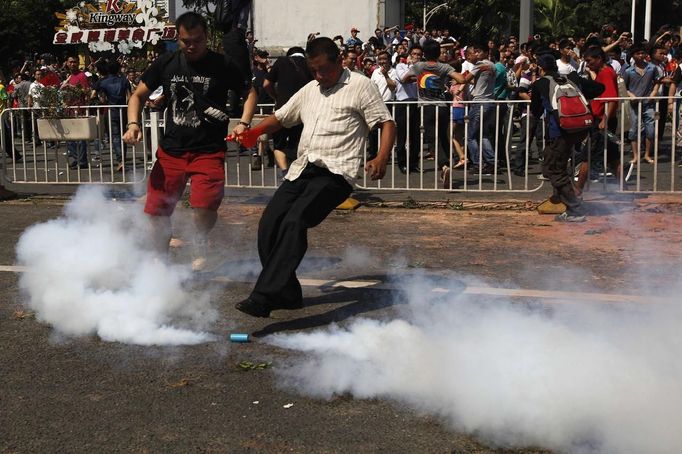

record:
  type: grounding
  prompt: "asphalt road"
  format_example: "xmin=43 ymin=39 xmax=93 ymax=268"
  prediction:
xmin=2 ymin=195 xmax=682 ymax=453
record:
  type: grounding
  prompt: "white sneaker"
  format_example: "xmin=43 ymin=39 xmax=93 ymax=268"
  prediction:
xmin=555 ymin=212 xmax=587 ymax=222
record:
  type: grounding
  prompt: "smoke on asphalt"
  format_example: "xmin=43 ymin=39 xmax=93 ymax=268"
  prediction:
xmin=16 ymin=186 xmax=217 ymax=345
xmin=268 ymin=271 xmax=682 ymax=454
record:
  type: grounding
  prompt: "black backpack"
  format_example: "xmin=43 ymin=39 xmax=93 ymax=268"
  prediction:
xmin=214 ymin=1 xmax=234 ymax=32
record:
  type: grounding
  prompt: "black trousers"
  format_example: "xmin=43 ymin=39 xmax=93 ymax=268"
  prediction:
xmin=422 ymin=104 xmax=450 ymax=167
xmin=394 ymin=100 xmax=420 ymax=167
xmin=250 ymin=163 xmax=352 ymax=308
xmin=221 ymin=26 xmax=252 ymax=90
xmin=541 ymin=131 xmax=587 ymax=216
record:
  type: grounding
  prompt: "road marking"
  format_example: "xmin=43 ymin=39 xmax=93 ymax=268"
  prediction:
xmin=0 ymin=265 xmax=27 ymax=273
xmin=0 ymin=264 xmax=669 ymax=304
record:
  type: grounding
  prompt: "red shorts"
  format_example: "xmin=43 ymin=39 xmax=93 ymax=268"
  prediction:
xmin=144 ymin=147 xmax=225 ymax=216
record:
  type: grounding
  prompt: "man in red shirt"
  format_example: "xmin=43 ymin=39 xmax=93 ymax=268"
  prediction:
xmin=575 ymin=46 xmax=620 ymax=192
xmin=62 ymin=55 xmax=90 ymax=170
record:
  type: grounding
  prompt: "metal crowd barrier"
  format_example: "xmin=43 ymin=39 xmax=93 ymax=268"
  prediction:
xmin=586 ymin=95 xmax=681 ymax=193
xmin=3 ymin=97 xmax=681 ymax=194
xmin=0 ymin=105 xmax=158 ymax=185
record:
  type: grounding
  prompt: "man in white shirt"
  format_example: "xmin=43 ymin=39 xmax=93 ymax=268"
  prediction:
xmin=232 ymin=37 xmax=396 ymax=317
xmin=370 ymin=51 xmax=398 ymax=101
xmin=27 ymin=68 xmax=45 ymax=145
xmin=368 ymin=50 xmax=398 ymax=159
xmin=27 ymin=68 xmax=44 ymax=109
xmin=394 ymin=45 xmax=422 ymax=172
xmin=556 ymin=39 xmax=578 ymax=76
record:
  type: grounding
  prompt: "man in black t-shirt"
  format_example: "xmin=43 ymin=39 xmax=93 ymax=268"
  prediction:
xmin=263 ymin=46 xmax=312 ymax=171
xmin=123 ymin=12 xmax=256 ymax=270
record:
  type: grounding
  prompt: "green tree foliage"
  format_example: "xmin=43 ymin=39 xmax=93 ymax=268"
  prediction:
xmin=0 ymin=0 xmax=81 ymax=75
xmin=405 ymin=0 xmax=682 ymax=43
xmin=406 ymin=0 xmax=518 ymax=41
xmin=181 ymin=0 xmax=224 ymax=50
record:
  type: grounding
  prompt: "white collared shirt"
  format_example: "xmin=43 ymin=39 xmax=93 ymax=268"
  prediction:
xmin=275 ymin=68 xmax=393 ymax=184
xmin=395 ymin=62 xmax=418 ymax=100
xmin=370 ymin=66 xmax=398 ymax=101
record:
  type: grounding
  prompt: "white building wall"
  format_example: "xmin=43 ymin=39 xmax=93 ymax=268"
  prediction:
xmin=253 ymin=0 xmax=403 ymax=50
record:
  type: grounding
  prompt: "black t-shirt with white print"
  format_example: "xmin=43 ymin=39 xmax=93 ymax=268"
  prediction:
xmin=141 ymin=50 xmax=244 ymax=154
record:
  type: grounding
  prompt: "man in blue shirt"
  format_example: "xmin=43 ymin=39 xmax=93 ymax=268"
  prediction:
xmin=346 ymin=27 xmax=363 ymax=48
xmin=93 ymin=60 xmax=130 ymax=171
xmin=622 ymin=44 xmax=660 ymax=165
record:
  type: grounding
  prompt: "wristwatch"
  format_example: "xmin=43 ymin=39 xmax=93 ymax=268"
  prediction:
xmin=126 ymin=121 xmax=141 ymax=129
xmin=238 ymin=121 xmax=251 ymax=129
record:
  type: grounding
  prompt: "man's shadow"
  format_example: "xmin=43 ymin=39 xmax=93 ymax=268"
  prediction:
xmin=251 ymin=273 xmax=467 ymax=338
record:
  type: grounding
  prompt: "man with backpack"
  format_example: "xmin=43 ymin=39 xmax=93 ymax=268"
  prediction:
xmin=531 ymin=54 xmax=604 ymax=222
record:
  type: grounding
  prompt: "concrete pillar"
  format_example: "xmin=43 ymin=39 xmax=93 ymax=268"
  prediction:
xmin=519 ymin=0 xmax=532 ymax=42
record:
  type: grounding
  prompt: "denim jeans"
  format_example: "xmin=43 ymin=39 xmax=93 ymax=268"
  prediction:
xmin=67 ymin=141 xmax=88 ymax=166
xmin=109 ymin=109 xmax=122 ymax=162
xmin=628 ymin=102 xmax=656 ymax=142
xmin=467 ymin=102 xmax=495 ymax=166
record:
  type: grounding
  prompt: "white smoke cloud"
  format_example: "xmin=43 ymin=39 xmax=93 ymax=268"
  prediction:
xmin=268 ymin=273 xmax=682 ymax=454
xmin=16 ymin=186 xmax=217 ymax=346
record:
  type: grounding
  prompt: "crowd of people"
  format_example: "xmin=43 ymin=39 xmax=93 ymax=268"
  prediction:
xmin=0 ymin=52 xmax=153 ymax=169
xmin=294 ymin=24 xmax=682 ymax=181
xmin=2 ymin=19 xmax=682 ymax=182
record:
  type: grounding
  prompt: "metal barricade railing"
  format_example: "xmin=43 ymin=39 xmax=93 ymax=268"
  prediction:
xmin=1 ymin=105 xmax=160 ymax=185
xmin=4 ymin=96 xmax=680 ymax=195
xmin=356 ymin=99 xmax=546 ymax=193
xmin=582 ymin=95 xmax=682 ymax=194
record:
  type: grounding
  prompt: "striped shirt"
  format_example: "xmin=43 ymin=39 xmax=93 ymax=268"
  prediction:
xmin=275 ymin=68 xmax=393 ymax=184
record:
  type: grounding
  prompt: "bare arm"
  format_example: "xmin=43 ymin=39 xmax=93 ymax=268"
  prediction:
xmin=401 ymin=72 xmax=417 ymax=84
xmin=449 ymin=70 xmax=475 ymax=84
xmin=262 ymin=78 xmax=276 ymax=101
xmin=233 ymin=86 xmax=259 ymax=137
xmin=365 ymin=120 xmax=397 ymax=180
xmin=122 ymin=80 xmax=152 ymax=144
xmin=230 ymin=112 xmax=284 ymax=147
xmin=649 ymin=83 xmax=660 ymax=99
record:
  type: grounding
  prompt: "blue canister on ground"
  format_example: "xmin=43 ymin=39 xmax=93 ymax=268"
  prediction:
xmin=229 ymin=333 xmax=250 ymax=343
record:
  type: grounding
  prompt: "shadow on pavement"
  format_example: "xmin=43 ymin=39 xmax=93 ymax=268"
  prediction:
xmin=251 ymin=273 xmax=468 ymax=338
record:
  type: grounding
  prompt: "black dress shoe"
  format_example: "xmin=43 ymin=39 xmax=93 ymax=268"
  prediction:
xmin=235 ymin=298 xmax=271 ymax=318
xmin=398 ymin=164 xmax=407 ymax=174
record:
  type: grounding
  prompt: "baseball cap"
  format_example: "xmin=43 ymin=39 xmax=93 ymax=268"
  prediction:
xmin=514 ymin=55 xmax=529 ymax=65
xmin=351 ymin=27 xmax=360 ymax=32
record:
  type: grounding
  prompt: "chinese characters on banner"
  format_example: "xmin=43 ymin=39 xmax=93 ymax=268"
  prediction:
xmin=53 ymin=0 xmax=177 ymax=53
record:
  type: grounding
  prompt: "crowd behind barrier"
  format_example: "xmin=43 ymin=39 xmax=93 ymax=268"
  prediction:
xmin=2 ymin=22 xmax=682 ymax=195
xmin=2 ymin=96 xmax=681 ymax=194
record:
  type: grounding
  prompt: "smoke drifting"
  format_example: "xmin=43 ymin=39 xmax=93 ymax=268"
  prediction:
xmin=269 ymin=273 xmax=682 ymax=454
xmin=16 ymin=187 xmax=217 ymax=345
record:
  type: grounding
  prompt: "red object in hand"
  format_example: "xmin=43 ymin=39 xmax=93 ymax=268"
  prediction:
xmin=225 ymin=126 xmax=264 ymax=148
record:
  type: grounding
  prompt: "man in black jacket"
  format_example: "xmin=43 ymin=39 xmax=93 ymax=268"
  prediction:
xmin=531 ymin=53 xmax=604 ymax=222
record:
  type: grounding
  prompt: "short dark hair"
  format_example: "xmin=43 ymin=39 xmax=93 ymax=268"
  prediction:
xmin=559 ymin=39 xmax=572 ymax=49
xmin=649 ymin=43 xmax=667 ymax=57
xmin=630 ymin=43 xmax=646 ymax=54
xmin=175 ymin=11 xmax=207 ymax=33
xmin=376 ymin=50 xmax=390 ymax=60
xmin=286 ymin=46 xmax=306 ymax=57
xmin=107 ymin=60 xmax=121 ymax=75
xmin=537 ymin=54 xmax=558 ymax=73
xmin=583 ymin=45 xmax=606 ymax=61
xmin=490 ymin=48 xmax=501 ymax=62
xmin=423 ymin=39 xmax=440 ymax=60
xmin=306 ymin=37 xmax=340 ymax=63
